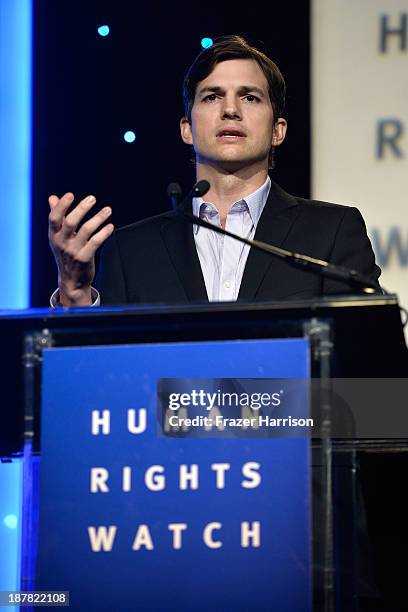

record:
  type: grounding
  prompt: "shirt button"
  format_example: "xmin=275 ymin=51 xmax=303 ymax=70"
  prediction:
xmin=224 ymin=281 xmax=231 ymax=289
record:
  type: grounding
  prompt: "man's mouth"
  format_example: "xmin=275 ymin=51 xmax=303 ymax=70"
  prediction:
xmin=217 ymin=129 xmax=246 ymax=139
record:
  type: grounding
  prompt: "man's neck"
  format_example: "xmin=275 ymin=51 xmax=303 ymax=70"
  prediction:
xmin=196 ymin=163 xmax=269 ymax=227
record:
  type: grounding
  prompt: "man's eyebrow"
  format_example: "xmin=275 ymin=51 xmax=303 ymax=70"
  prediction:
xmin=197 ymin=85 xmax=267 ymax=97
xmin=197 ymin=86 xmax=224 ymax=96
xmin=238 ymin=85 xmax=267 ymax=96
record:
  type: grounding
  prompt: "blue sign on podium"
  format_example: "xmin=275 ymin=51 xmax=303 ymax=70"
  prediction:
xmin=34 ymin=338 xmax=311 ymax=611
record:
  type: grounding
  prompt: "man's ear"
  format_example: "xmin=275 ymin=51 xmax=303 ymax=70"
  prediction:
xmin=272 ymin=118 xmax=287 ymax=147
xmin=180 ymin=117 xmax=193 ymax=145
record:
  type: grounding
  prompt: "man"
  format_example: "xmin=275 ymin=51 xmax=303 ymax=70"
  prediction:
xmin=49 ymin=35 xmax=380 ymax=306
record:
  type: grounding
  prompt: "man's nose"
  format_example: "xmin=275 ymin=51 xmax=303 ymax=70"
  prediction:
xmin=221 ymin=96 xmax=242 ymax=120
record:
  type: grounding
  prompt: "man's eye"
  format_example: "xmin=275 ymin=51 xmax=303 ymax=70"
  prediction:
xmin=245 ymin=94 xmax=260 ymax=102
xmin=203 ymin=94 xmax=218 ymax=102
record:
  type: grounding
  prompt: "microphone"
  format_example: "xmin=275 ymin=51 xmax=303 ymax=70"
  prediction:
xmin=167 ymin=180 xmax=210 ymax=211
xmin=191 ymin=180 xmax=210 ymax=199
xmin=172 ymin=180 xmax=382 ymax=295
xmin=167 ymin=183 xmax=182 ymax=211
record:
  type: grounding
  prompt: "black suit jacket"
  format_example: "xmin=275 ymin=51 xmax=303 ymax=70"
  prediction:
xmin=95 ymin=180 xmax=381 ymax=305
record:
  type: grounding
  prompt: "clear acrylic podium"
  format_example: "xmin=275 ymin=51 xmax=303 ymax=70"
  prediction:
xmin=0 ymin=294 xmax=407 ymax=611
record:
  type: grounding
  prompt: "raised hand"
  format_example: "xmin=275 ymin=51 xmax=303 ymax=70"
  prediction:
xmin=48 ymin=192 xmax=114 ymax=306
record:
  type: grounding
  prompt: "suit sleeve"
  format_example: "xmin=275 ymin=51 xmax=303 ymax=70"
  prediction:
xmin=94 ymin=232 xmax=129 ymax=305
xmin=323 ymin=207 xmax=382 ymax=295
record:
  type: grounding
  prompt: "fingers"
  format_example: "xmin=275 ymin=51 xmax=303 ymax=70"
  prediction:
xmin=48 ymin=191 xmax=114 ymax=262
xmin=48 ymin=195 xmax=60 ymax=208
xmin=48 ymin=192 xmax=75 ymax=232
xmin=78 ymin=223 xmax=115 ymax=261
xmin=76 ymin=206 xmax=112 ymax=244
xmin=48 ymin=193 xmax=100 ymax=237
xmin=61 ymin=194 xmax=98 ymax=238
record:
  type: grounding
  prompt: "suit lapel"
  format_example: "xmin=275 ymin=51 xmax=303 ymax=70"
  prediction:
xmin=238 ymin=180 xmax=300 ymax=300
xmin=160 ymin=179 xmax=300 ymax=303
xmin=160 ymin=205 xmax=208 ymax=302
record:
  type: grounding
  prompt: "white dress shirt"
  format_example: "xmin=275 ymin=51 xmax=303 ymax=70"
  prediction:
xmin=50 ymin=176 xmax=271 ymax=307
xmin=192 ymin=176 xmax=271 ymax=301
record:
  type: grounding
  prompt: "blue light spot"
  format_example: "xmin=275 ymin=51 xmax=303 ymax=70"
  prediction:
xmin=201 ymin=37 xmax=213 ymax=49
xmin=124 ymin=131 xmax=136 ymax=143
xmin=97 ymin=25 xmax=110 ymax=37
xmin=3 ymin=514 xmax=18 ymax=529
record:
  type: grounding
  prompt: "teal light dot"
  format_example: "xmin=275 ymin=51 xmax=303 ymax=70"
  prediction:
xmin=124 ymin=131 xmax=136 ymax=143
xmin=97 ymin=25 xmax=110 ymax=37
xmin=3 ymin=514 xmax=18 ymax=529
xmin=201 ymin=37 xmax=213 ymax=49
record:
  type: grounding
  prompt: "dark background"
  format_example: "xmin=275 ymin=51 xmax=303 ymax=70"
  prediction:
xmin=31 ymin=0 xmax=310 ymax=306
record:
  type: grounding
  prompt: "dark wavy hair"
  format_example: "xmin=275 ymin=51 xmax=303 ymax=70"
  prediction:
xmin=182 ymin=35 xmax=286 ymax=168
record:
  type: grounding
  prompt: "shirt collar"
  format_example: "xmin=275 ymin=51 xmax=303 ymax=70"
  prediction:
xmin=192 ymin=176 xmax=271 ymax=234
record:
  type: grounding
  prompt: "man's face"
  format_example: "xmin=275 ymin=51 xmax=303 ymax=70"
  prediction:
xmin=180 ymin=59 xmax=286 ymax=171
